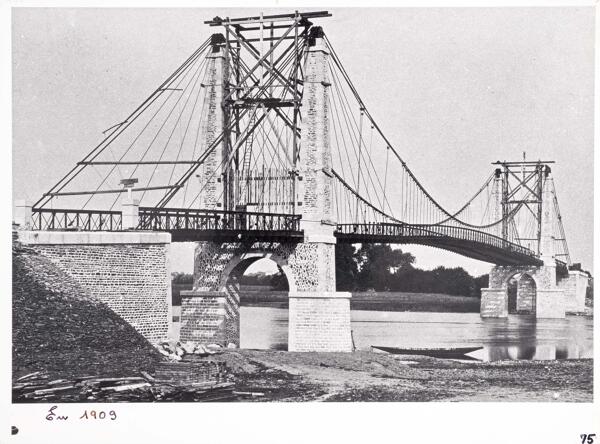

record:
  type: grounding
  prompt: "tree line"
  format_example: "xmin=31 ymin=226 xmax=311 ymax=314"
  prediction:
xmin=172 ymin=244 xmax=490 ymax=297
xmin=336 ymin=244 xmax=489 ymax=297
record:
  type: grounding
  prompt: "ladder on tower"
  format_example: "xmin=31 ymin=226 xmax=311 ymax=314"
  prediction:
xmin=242 ymin=105 xmax=258 ymax=173
xmin=238 ymin=105 xmax=259 ymax=208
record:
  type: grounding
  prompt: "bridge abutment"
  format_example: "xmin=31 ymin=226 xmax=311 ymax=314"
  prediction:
xmin=515 ymin=274 xmax=536 ymax=313
xmin=558 ymin=270 xmax=589 ymax=314
xmin=16 ymin=230 xmax=172 ymax=343
xmin=14 ymin=199 xmax=33 ymax=229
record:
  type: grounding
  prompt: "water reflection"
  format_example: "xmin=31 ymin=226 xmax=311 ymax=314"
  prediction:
xmin=239 ymin=306 xmax=593 ymax=362
xmin=469 ymin=343 xmax=593 ymax=361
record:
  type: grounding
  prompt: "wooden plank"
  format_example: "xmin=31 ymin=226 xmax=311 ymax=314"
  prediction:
xmin=16 ymin=371 xmax=43 ymax=381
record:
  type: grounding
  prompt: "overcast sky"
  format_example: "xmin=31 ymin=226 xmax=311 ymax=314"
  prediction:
xmin=12 ymin=7 xmax=594 ymax=275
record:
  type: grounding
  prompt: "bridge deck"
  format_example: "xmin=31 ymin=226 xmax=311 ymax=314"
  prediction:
xmin=335 ymin=224 xmax=542 ymax=266
xmin=30 ymin=207 xmax=543 ymax=266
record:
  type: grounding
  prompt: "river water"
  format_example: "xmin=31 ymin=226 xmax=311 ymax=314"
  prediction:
xmin=239 ymin=306 xmax=593 ymax=361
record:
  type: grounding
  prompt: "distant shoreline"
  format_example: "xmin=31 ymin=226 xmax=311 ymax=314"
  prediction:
xmin=172 ymin=284 xmax=481 ymax=313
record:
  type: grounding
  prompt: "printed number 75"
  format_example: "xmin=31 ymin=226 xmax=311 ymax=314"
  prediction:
xmin=581 ymin=434 xmax=596 ymax=444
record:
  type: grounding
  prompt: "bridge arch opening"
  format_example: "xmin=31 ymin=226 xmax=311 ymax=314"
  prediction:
xmin=507 ymin=273 xmax=537 ymax=315
xmin=224 ymin=256 xmax=290 ymax=350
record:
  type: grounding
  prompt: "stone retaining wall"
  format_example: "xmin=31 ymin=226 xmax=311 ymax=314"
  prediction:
xmin=12 ymin=240 xmax=163 ymax=379
xmin=17 ymin=231 xmax=172 ymax=343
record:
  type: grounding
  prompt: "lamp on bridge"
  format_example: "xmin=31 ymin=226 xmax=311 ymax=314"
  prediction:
xmin=120 ymin=178 xmax=138 ymax=200
xmin=120 ymin=178 xmax=139 ymax=230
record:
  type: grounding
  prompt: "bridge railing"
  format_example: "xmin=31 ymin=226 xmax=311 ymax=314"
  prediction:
xmin=31 ymin=208 xmax=123 ymax=231
xmin=30 ymin=207 xmax=302 ymax=234
xmin=137 ymin=207 xmax=302 ymax=232
xmin=336 ymin=222 xmax=536 ymax=257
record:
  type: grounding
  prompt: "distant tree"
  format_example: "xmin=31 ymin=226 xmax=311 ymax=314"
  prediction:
xmin=239 ymin=269 xmax=289 ymax=290
xmin=355 ymin=244 xmax=415 ymax=291
xmin=271 ymin=267 xmax=289 ymax=291
xmin=171 ymin=272 xmax=193 ymax=285
xmin=171 ymin=246 xmax=488 ymax=297
xmin=427 ymin=266 xmax=477 ymax=296
xmin=240 ymin=272 xmax=269 ymax=286
xmin=335 ymin=243 xmax=359 ymax=291
xmin=474 ymin=274 xmax=489 ymax=298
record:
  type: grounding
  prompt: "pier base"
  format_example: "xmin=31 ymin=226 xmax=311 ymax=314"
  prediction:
xmin=480 ymin=288 xmax=508 ymax=318
xmin=480 ymin=265 xmax=567 ymax=319
xmin=288 ymin=292 xmax=352 ymax=352
xmin=179 ymin=290 xmax=239 ymax=346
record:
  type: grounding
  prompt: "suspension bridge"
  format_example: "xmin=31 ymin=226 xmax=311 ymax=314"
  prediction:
xmin=15 ymin=11 xmax=588 ymax=352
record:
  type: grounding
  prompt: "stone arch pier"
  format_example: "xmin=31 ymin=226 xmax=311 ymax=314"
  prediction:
xmin=507 ymin=273 xmax=537 ymax=314
xmin=179 ymin=241 xmax=352 ymax=351
xmin=480 ymin=264 xmax=565 ymax=318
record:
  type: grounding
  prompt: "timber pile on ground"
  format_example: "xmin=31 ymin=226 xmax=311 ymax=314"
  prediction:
xmin=13 ymin=363 xmax=235 ymax=403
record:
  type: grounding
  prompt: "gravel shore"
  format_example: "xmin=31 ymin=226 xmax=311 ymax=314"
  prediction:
xmin=203 ymin=349 xmax=593 ymax=402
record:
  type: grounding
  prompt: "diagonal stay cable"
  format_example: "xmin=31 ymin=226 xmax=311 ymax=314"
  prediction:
xmin=36 ymin=38 xmax=210 ymax=209
xmin=138 ymin=55 xmax=209 ymax=203
xmin=90 ymin=51 xmax=208 ymax=209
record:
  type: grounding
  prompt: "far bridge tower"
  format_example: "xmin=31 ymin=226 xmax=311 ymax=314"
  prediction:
xmin=481 ymin=160 xmax=587 ymax=318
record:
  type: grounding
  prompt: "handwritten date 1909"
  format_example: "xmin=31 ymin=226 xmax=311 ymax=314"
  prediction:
xmin=80 ymin=410 xmax=117 ymax=420
xmin=45 ymin=406 xmax=117 ymax=421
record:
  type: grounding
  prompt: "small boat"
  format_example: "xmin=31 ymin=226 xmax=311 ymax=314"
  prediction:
xmin=371 ymin=345 xmax=483 ymax=359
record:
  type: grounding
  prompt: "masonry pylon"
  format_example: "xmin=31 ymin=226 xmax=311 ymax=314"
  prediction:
xmin=481 ymin=168 xmax=565 ymax=319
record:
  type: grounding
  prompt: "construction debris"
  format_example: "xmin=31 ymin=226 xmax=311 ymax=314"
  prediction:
xmin=16 ymin=371 xmax=42 ymax=382
xmin=156 ymin=340 xmax=222 ymax=361
xmin=13 ymin=359 xmax=236 ymax=403
xmin=232 ymin=391 xmax=265 ymax=398
xmin=154 ymin=360 xmax=228 ymax=384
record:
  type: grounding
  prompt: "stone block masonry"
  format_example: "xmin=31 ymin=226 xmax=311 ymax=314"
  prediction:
xmin=12 ymin=238 xmax=164 ymax=380
xmin=17 ymin=231 xmax=172 ymax=343
xmin=179 ymin=291 xmax=239 ymax=346
xmin=516 ymin=276 xmax=536 ymax=313
xmin=289 ymin=292 xmax=352 ymax=352
xmin=481 ymin=264 xmax=567 ymax=319
xmin=558 ymin=271 xmax=589 ymax=314
xmin=480 ymin=288 xmax=507 ymax=318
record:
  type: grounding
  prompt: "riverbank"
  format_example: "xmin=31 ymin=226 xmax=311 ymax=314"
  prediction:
xmin=173 ymin=284 xmax=482 ymax=312
xmin=209 ymin=349 xmax=593 ymax=402
xmin=14 ymin=348 xmax=593 ymax=402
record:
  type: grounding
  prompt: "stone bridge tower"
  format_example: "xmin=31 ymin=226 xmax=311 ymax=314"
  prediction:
xmin=179 ymin=29 xmax=353 ymax=352
xmin=480 ymin=165 xmax=587 ymax=318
